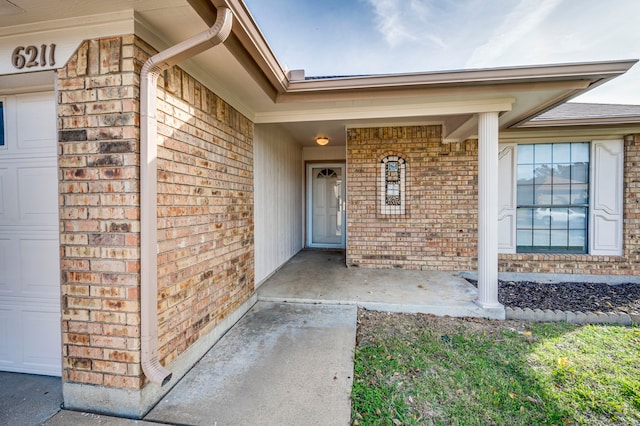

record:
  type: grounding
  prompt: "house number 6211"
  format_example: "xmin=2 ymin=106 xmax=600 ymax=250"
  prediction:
xmin=11 ymin=44 xmax=56 ymax=69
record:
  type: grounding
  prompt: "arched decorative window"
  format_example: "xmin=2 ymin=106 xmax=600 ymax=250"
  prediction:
xmin=380 ymin=155 xmax=406 ymax=215
xmin=316 ymin=168 xmax=338 ymax=179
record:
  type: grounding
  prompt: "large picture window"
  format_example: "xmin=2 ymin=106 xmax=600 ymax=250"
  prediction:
xmin=499 ymin=140 xmax=622 ymax=256
xmin=516 ymin=142 xmax=589 ymax=253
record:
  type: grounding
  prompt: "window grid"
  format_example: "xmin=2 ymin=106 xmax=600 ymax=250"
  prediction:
xmin=516 ymin=142 xmax=589 ymax=253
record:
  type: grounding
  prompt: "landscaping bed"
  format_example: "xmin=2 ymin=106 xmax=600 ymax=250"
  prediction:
xmin=466 ymin=280 xmax=640 ymax=316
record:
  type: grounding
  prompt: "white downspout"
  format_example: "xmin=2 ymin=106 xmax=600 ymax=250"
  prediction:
xmin=140 ymin=7 xmax=233 ymax=386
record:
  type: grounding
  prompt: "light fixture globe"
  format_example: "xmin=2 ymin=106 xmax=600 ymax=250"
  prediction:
xmin=316 ymin=136 xmax=329 ymax=146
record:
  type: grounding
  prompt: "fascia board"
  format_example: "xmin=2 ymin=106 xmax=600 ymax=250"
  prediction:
xmin=499 ymin=126 xmax=640 ymax=143
xmin=253 ymin=98 xmax=515 ymax=124
xmin=202 ymin=3 xmax=638 ymax=103
xmin=275 ymin=80 xmax=594 ymax=107
xmin=219 ymin=0 xmax=288 ymax=93
xmin=284 ymin=60 xmax=638 ymax=93
xmin=518 ymin=116 xmax=640 ymax=128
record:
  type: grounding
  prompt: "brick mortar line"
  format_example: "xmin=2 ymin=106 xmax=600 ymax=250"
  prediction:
xmin=505 ymin=307 xmax=639 ymax=325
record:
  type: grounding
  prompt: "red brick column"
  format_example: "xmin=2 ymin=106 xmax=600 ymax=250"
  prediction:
xmin=58 ymin=35 xmax=144 ymax=389
xmin=58 ymin=34 xmax=256 ymax=393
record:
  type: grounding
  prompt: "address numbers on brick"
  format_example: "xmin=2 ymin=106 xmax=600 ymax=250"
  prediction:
xmin=11 ymin=44 xmax=56 ymax=69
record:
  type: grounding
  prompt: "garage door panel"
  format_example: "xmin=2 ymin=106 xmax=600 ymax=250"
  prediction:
xmin=0 ymin=167 xmax=7 ymax=219
xmin=16 ymin=93 xmax=57 ymax=153
xmin=0 ymin=238 xmax=14 ymax=295
xmin=22 ymin=308 xmax=61 ymax=375
xmin=18 ymin=165 xmax=58 ymax=223
xmin=0 ymin=307 xmax=17 ymax=365
xmin=0 ymin=304 xmax=60 ymax=376
xmin=0 ymin=160 xmax=58 ymax=226
xmin=0 ymin=91 xmax=60 ymax=376
xmin=20 ymin=236 xmax=60 ymax=297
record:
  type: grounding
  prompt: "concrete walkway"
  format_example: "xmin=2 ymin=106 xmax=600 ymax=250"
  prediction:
xmin=145 ymin=302 xmax=356 ymax=425
xmin=43 ymin=301 xmax=356 ymax=425
xmin=22 ymin=249 xmax=500 ymax=425
xmin=259 ymin=250 xmax=504 ymax=319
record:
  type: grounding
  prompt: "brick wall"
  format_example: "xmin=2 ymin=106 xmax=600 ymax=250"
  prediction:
xmin=58 ymin=35 xmax=254 ymax=390
xmin=347 ymin=127 xmax=640 ymax=276
xmin=155 ymin=65 xmax=254 ymax=367
xmin=58 ymin=35 xmax=143 ymax=389
xmin=346 ymin=126 xmax=478 ymax=270
xmin=498 ymin=133 xmax=640 ymax=275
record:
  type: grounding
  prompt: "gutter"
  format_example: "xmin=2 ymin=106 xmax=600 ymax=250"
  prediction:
xmin=140 ymin=6 xmax=233 ymax=386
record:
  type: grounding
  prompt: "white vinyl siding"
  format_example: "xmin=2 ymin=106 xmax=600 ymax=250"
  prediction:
xmin=253 ymin=124 xmax=304 ymax=286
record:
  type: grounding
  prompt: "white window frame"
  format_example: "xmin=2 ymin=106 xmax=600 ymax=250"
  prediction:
xmin=498 ymin=140 xmax=623 ymax=256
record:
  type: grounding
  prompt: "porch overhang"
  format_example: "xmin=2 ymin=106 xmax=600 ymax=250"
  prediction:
xmin=253 ymin=98 xmax=516 ymax=124
xmin=2 ymin=0 xmax=636 ymax=145
xmin=189 ymin=1 xmax=638 ymax=146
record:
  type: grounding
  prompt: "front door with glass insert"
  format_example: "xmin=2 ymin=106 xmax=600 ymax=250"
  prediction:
xmin=307 ymin=163 xmax=346 ymax=248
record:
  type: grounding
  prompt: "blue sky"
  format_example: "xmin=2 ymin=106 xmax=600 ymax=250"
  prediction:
xmin=244 ymin=0 xmax=640 ymax=105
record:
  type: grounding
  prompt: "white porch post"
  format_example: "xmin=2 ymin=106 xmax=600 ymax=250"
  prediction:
xmin=475 ymin=111 xmax=502 ymax=309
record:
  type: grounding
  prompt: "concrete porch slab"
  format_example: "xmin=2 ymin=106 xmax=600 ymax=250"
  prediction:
xmin=258 ymin=250 xmax=505 ymax=319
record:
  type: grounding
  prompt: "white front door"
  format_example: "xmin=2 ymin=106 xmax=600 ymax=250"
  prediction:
xmin=307 ymin=163 xmax=346 ymax=248
xmin=0 ymin=92 xmax=61 ymax=376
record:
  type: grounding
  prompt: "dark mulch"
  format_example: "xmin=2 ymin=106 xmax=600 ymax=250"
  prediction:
xmin=466 ymin=279 xmax=640 ymax=316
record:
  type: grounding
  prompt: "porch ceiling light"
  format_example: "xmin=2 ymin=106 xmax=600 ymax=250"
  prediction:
xmin=316 ymin=136 xmax=329 ymax=146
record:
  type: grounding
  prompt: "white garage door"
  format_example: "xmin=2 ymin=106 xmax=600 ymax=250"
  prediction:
xmin=0 ymin=92 xmax=61 ymax=376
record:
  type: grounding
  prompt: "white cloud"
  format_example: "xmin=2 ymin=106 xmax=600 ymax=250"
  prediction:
xmin=366 ymin=0 xmax=446 ymax=48
xmin=247 ymin=0 xmax=640 ymax=104
xmin=466 ymin=0 xmax=564 ymax=68
xmin=367 ymin=0 xmax=409 ymax=46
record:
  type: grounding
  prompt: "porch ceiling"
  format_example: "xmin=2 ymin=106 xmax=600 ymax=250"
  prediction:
xmin=2 ymin=0 xmax=636 ymax=147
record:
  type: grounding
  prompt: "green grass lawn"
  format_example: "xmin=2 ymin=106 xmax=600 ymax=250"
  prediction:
xmin=352 ymin=310 xmax=640 ymax=425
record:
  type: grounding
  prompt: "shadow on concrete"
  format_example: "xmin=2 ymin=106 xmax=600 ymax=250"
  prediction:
xmin=0 ymin=371 xmax=62 ymax=425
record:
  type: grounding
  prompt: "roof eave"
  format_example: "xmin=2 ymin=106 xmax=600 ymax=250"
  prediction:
xmin=191 ymin=0 xmax=289 ymax=99
xmin=191 ymin=2 xmax=638 ymax=103
xmin=520 ymin=116 xmax=640 ymax=128
xmin=283 ymin=60 xmax=638 ymax=93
